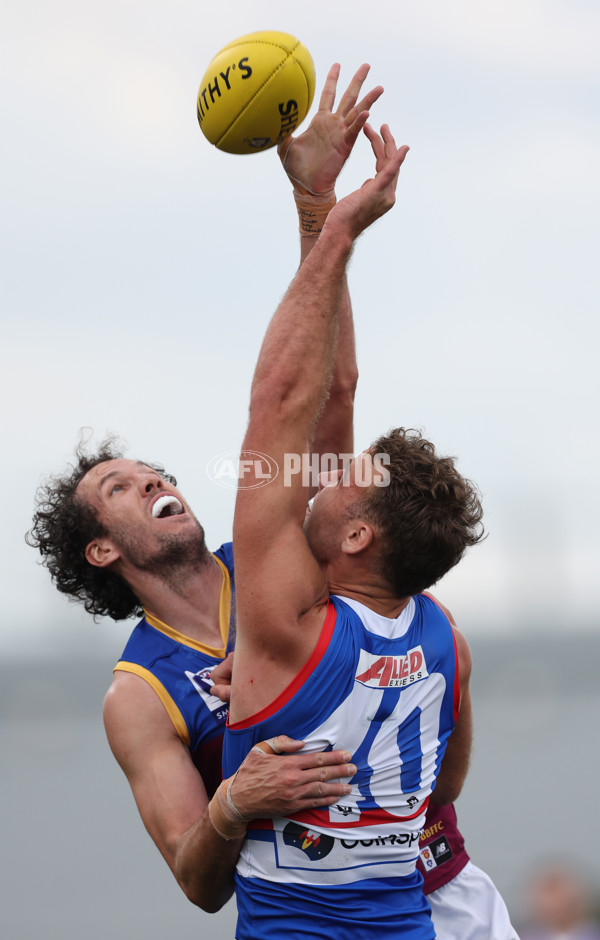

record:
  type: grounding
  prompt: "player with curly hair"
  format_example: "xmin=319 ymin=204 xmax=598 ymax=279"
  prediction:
xmin=29 ymin=63 xmax=518 ymax=937
xmin=27 ymin=64 xmax=382 ymax=914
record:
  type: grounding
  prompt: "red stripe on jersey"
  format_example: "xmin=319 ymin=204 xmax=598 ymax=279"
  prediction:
xmin=246 ymin=797 xmax=429 ymax=834
xmin=247 ymin=818 xmax=274 ymax=831
xmin=451 ymin=629 xmax=460 ymax=722
xmin=287 ymin=796 xmax=430 ymax=830
xmin=227 ymin=602 xmax=337 ymax=730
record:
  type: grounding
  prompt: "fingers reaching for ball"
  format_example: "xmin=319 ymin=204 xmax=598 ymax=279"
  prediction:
xmin=279 ymin=61 xmax=385 ymax=197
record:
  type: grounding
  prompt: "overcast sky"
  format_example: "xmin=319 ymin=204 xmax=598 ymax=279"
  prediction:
xmin=3 ymin=0 xmax=599 ymax=658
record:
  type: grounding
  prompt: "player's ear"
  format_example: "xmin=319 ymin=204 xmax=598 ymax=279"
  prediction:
xmin=341 ymin=522 xmax=374 ymax=556
xmin=85 ymin=538 xmax=120 ymax=568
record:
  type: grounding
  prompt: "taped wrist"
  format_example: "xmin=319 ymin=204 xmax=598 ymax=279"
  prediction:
xmin=293 ymin=190 xmax=337 ymax=237
xmin=207 ymin=776 xmax=248 ymax=841
xmin=278 ymin=135 xmax=337 ymax=237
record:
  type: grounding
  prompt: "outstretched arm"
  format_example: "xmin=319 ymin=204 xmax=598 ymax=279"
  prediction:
xmin=280 ymin=64 xmax=383 ymax=464
xmin=232 ymin=121 xmax=409 ymax=720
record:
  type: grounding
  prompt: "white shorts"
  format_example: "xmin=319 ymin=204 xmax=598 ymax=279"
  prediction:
xmin=428 ymin=861 xmax=520 ymax=940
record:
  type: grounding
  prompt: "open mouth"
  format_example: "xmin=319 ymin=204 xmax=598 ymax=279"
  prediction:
xmin=151 ymin=495 xmax=184 ymax=519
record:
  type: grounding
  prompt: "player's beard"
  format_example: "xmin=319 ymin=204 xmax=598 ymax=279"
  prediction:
xmin=110 ymin=515 xmax=211 ymax=591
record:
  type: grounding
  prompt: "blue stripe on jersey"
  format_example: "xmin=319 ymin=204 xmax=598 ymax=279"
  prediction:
xmin=354 ymin=686 xmax=403 ymax=812
xmin=233 ymin=872 xmax=435 ymax=940
xmin=397 ymin=707 xmax=423 ymax=793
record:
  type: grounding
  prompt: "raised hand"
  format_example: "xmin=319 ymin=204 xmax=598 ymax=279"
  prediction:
xmin=279 ymin=63 xmax=383 ymax=196
xmin=326 ymin=122 xmax=409 ymax=241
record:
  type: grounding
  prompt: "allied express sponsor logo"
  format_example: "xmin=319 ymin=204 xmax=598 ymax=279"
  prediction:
xmin=355 ymin=646 xmax=429 ymax=688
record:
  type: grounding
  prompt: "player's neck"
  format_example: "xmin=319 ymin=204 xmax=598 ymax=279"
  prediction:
xmin=131 ymin=554 xmax=226 ymax=647
xmin=327 ymin=568 xmax=411 ymax=619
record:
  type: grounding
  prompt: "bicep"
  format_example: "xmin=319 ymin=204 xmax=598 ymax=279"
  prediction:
xmin=233 ymin=430 xmax=328 ymax=662
xmin=103 ymin=674 xmax=209 ymax=873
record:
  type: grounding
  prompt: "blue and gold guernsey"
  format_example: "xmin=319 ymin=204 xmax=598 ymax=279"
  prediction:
xmin=114 ymin=543 xmax=235 ymax=798
xmin=224 ymin=592 xmax=459 ymax=940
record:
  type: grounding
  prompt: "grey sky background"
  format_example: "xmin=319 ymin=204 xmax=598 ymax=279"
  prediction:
xmin=2 ymin=0 xmax=599 ymax=657
xmin=2 ymin=5 xmax=599 ymax=937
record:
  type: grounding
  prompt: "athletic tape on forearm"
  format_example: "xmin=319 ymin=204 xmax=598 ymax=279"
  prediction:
xmin=207 ymin=778 xmax=248 ymax=841
xmin=293 ymin=190 xmax=337 ymax=237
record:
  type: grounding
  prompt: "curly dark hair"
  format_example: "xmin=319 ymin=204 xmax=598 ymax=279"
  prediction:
xmin=26 ymin=437 xmax=177 ymax=621
xmin=352 ymin=428 xmax=485 ymax=597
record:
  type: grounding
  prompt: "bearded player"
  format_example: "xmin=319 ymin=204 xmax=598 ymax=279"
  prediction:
xmin=30 ymin=63 xmax=517 ymax=936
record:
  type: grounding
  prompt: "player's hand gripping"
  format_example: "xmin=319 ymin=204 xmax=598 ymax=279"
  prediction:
xmin=278 ymin=62 xmax=383 ymax=197
xmin=210 ymin=651 xmax=234 ymax=703
xmin=229 ymin=735 xmax=355 ymax=818
xmin=210 ymin=657 xmax=355 ymax=817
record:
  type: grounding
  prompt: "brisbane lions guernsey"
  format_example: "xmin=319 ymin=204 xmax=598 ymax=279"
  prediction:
xmin=418 ymin=802 xmax=470 ymax=894
xmin=224 ymin=592 xmax=459 ymax=940
xmin=113 ymin=543 xmax=235 ymax=797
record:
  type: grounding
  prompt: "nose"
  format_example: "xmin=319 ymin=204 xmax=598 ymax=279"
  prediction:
xmin=317 ymin=469 xmax=342 ymax=491
xmin=141 ymin=472 xmax=164 ymax=495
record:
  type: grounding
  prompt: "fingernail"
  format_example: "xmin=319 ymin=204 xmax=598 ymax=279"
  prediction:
xmin=344 ymin=785 xmax=352 ymax=794
xmin=347 ymin=764 xmax=357 ymax=775
xmin=343 ymin=752 xmax=352 ymax=761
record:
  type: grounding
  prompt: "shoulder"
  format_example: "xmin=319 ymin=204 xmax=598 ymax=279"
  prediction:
xmin=213 ymin=541 xmax=234 ymax=574
xmin=103 ymin=671 xmax=181 ymax=769
xmin=422 ymin=592 xmax=471 ymax=679
xmin=422 ymin=591 xmax=456 ymax=626
xmin=103 ymin=670 xmax=180 ymax=731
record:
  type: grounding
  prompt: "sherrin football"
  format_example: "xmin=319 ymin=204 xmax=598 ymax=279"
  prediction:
xmin=197 ymin=31 xmax=315 ymax=155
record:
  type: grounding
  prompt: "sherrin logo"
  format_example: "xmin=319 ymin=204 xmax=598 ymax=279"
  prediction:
xmin=355 ymin=646 xmax=429 ymax=688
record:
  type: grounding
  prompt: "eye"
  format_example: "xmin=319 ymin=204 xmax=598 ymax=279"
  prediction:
xmin=109 ymin=482 xmax=125 ymax=495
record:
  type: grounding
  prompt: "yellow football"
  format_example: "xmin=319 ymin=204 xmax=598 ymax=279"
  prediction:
xmin=197 ymin=31 xmax=315 ymax=155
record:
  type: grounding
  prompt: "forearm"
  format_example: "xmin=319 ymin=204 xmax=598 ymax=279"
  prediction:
xmin=250 ymin=123 xmax=405 ymax=430
xmin=310 ymin=272 xmax=357 ymax=461
xmin=175 ymin=806 xmax=242 ymax=912
xmin=249 ymin=225 xmax=353 ymax=436
xmin=298 ymin=211 xmax=358 ymax=466
xmin=175 ymin=737 xmax=356 ymax=908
